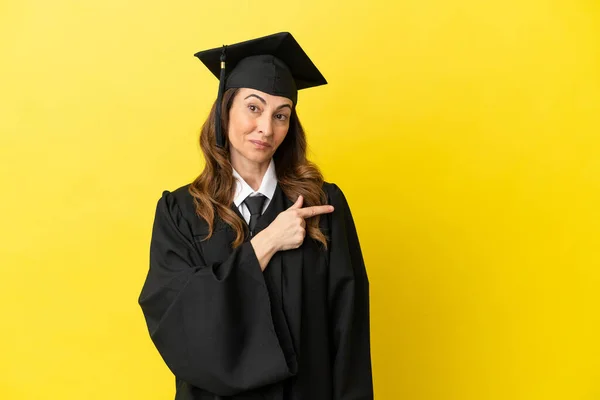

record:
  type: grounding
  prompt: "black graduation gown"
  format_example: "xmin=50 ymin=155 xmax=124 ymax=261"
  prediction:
xmin=138 ymin=182 xmax=373 ymax=399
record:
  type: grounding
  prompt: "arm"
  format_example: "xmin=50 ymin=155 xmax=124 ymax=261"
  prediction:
xmin=327 ymin=184 xmax=374 ymax=400
xmin=250 ymin=229 xmax=279 ymax=271
xmin=138 ymin=191 xmax=293 ymax=396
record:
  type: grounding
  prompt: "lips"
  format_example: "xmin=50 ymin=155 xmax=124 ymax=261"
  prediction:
xmin=249 ymin=140 xmax=271 ymax=148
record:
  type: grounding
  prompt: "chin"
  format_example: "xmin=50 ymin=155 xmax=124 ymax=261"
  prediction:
xmin=241 ymin=150 xmax=271 ymax=163
xmin=253 ymin=153 xmax=273 ymax=163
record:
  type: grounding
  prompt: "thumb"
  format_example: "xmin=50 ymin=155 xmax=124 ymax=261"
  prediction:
xmin=289 ymin=195 xmax=303 ymax=209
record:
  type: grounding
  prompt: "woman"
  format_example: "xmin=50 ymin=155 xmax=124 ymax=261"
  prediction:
xmin=138 ymin=32 xmax=373 ymax=400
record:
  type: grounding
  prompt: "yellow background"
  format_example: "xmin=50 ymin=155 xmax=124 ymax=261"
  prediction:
xmin=1 ymin=0 xmax=599 ymax=399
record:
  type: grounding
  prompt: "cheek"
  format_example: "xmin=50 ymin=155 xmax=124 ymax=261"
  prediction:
xmin=273 ymin=124 xmax=290 ymax=146
xmin=229 ymin=110 xmax=256 ymax=138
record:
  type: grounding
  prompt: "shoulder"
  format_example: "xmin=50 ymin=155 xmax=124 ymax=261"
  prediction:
xmin=169 ymin=183 xmax=194 ymax=206
xmin=322 ymin=181 xmax=339 ymax=196
xmin=155 ymin=183 xmax=197 ymax=220
xmin=322 ymin=181 xmax=346 ymax=206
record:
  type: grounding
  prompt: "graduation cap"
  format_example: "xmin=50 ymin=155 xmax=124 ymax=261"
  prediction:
xmin=194 ymin=32 xmax=327 ymax=147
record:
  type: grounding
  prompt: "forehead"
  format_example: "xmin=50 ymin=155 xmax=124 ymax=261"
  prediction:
xmin=236 ymin=88 xmax=293 ymax=107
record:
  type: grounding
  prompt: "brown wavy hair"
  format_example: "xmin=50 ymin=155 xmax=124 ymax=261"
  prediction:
xmin=189 ymin=88 xmax=329 ymax=249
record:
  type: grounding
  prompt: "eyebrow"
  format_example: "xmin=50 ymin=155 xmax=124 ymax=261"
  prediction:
xmin=244 ymin=94 xmax=292 ymax=111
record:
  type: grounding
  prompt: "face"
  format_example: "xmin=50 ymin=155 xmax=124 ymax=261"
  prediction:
xmin=227 ymin=88 xmax=293 ymax=166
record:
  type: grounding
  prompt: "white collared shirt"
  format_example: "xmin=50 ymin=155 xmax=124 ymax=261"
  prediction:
xmin=232 ymin=158 xmax=278 ymax=225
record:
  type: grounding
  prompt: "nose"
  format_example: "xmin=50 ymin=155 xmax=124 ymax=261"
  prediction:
xmin=256 ymin=113 xmax=273 ymax=137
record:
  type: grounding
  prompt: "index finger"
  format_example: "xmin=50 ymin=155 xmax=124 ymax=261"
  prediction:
xmin=297 ymin=205 xmax=335 ymax=219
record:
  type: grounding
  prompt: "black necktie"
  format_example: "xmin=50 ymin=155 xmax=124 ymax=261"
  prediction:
xmin=243 ymin=194 xmax=266 ymax=236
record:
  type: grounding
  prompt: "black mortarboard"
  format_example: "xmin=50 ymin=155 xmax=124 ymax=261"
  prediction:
xmin=194 ymin=32 xmax=327 ymax=147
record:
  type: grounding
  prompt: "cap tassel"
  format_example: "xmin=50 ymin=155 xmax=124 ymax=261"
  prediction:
xmin=215 ymin=45 xmax=227 ymax=148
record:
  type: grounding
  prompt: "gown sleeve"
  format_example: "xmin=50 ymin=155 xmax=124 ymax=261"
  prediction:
xmin=138 ymin=190 xmax=292 ymax=396
xmin=327 ymin=184 xmax=374 ymax=400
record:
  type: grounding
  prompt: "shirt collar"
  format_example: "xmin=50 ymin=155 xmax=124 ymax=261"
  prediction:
xmin=232 ymin=158 xmax=278 ymax=207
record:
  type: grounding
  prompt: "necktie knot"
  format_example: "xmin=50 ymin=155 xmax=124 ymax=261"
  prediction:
xmin=243 ymin=194 xmax=267 ymax=235
xmin=244 ymin=194 xmax=266 ymax=216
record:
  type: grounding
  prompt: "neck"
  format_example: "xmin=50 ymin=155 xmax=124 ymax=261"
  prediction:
xmin=230 ymin=154 xmax=271 ymax=191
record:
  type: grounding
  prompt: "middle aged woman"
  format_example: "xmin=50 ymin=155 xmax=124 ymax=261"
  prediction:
xmin=139 ymin=32 xmax=373 ymax=400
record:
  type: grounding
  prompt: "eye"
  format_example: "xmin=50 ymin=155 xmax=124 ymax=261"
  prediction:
xmin=247 ymin=104 xmax=260 ymax=113
xmin=275 ymin=114 xmax=289 ymax=121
